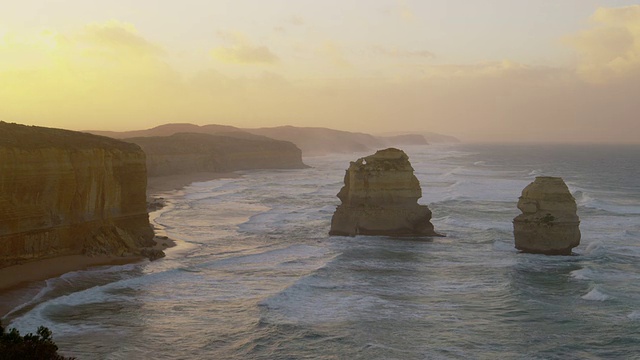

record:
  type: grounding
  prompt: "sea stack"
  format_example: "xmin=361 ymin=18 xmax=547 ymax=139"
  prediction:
xmin=513 ymin=176 xmax=581 ymax=255
xmin=329 ymin=148 xmax=441 ymax=237
xmin=0 ymin=122 xmax=156 ymax=266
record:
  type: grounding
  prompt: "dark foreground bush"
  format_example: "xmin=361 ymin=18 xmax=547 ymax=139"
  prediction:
xmin=0 ymin=321 xmax=74 ymax=360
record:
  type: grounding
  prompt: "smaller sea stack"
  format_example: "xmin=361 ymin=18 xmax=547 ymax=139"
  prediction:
xmin=513 ymin=176 xmax=581 ymax=255
xmin=329 ymin=148 xmax=441 ymax=237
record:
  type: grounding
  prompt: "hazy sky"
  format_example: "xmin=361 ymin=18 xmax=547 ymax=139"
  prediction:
xmin=1 ymin=1 xmax=640 ymax=143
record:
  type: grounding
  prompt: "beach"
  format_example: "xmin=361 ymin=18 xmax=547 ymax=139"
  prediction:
xmin=0 ymin=171 xmax=236 ymax=320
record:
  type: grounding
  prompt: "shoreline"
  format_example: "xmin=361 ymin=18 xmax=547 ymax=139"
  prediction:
xmin=0 ymin=171 xmax=236 ymax=321
xmin=146 ymin=171 xmax=239 ymax=200
xmin=0 ymin=255 xmax=145 ymax=319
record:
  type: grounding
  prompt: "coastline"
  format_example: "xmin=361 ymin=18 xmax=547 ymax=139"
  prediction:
xmin=146 ymin=171 xmax=239 ymax=199
xmin=0 ymin=171 xmax=237 ymax=320
xmin=0 ymin=255 xmax=145 ymax=319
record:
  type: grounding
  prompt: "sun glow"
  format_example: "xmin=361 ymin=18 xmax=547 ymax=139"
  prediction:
xmin=0 ymin=2 xmax=639 ymax=143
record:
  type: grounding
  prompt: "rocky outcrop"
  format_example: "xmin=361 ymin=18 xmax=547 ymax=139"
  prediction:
xmin=0 ymin=122 xmax=155 ymax=266
xmin=127 ymin=132 xmax=308 ymax=177
xmin=513 ymin=176 xmax=581 ymax=255
xmin=329 ymin=148 xmax=441 ymax=237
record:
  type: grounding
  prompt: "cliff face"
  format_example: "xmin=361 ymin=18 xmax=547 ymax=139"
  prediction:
xmin=513 ymin=176 xmax=581 ymax=255
xmin=329 ymin=148 xmax=441 ymax=237
xmin=127 ymin=132 xmax=308 ymax=177
xmin=0 ymin=122 xmax=154 ymax=266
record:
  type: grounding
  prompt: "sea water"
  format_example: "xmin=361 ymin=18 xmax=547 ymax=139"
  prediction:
xmin=4 ymin=143 xmax=640 ymax=359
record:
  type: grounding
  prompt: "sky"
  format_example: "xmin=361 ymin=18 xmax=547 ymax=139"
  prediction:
xmin=1 ymin=0 xmax=640 ymax=143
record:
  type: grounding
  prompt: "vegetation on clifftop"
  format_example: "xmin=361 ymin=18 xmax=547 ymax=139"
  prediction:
xmin=0 ymin=321 xmax=74 ymax=360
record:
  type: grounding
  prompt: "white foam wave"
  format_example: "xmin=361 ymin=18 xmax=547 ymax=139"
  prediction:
xmin=4 ymin=279 xmax=57 ymax=318
xmin=581 ymin=287 xmax=611 ymax=301
xmin=627 ymin=311 xmax=640 ymax=320
xmin=582 ymin=241 xmax=603 ymax=255
xmin=573 ymin=190 xmax=593 ymax=205
xmin=573 ymin=189 xmax=640 ymax=215
xmin=260 ymin=290 xmax=389 ymax=325
xmin=10 ymin=289 xmax=116 ymax=335
xmin=570 ymin=268 xmax=593 ymax=280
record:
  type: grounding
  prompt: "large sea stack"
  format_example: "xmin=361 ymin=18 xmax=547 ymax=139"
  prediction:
xmin=329 ymin=148 xmax=440 ymax=237
xmin=0 ymin=122 xmax=155 ymax=266
xmin=513 ymin=176 xmax=581 ymax=255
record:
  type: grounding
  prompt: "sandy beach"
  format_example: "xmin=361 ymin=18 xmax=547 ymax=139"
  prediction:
xmin=0 ymin=171 xmax=236 ymax=320
xmin=0 ymin=255 xmax=145 ymax=318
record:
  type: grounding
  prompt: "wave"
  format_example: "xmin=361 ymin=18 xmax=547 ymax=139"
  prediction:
xmin=527 ymin=169 xmax=543 ymax=177
xmin=628 ymin=311 xmax=640 ymax=320
xmin=573 ymin=189 xmax=640 ymax=215
xmin=582 ymin=241 xmax=604 ymax=256
xmin=581 ymin=287 xmax=611 ymax=301
xmin=570 ymin=268 xmax=593 ymax=280
xmin=7 ymin=143 xmax=640 ymax=359
xmin=4 ymin=279 xmax=57 ymax=318
xmin=434 ymin=215 xmax=513 ymax=233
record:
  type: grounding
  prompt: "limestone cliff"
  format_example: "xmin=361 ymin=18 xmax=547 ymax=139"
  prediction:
xmin=127 ymin=132 xmax=308 ymax=177
xmin=0 ymin=122 xmax=155 ymax=266
xmin=513 ymin=176 xmax=581 ymax=255
xmin=329 ymin=148 xmax=441 ymax=237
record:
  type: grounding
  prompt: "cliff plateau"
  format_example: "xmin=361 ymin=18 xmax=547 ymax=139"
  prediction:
xmin=88 ymin=123 xmax=451 ymax=158
xmin=247 ymin=126 xmax=435 ymax=156
xmin=127 ymin=132 xmax=308 ymax=177
xmin=0 ymin=122 xmax=155 ymax=266
xmin=329 ymin=148 xmax=441 ymax=237
xmin=513 ymin=176 xmax=581 ymax=255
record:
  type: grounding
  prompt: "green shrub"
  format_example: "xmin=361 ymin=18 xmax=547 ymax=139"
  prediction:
xmin=0 ymin=321 xmax=74 ymax=360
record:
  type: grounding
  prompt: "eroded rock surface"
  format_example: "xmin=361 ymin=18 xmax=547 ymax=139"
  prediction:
xmin=0 ymin=122 xmax=155 ymax=266
xmin=513 ymin=176 xmax=581 ymax=255
xmin=329 ymin=148 xmax=440 ymax=237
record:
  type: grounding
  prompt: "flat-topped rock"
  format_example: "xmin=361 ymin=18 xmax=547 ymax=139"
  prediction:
xmin=329 ymin=148 xmax=441 ymax=237
xmin=513 ymin=176 xmax=581 ymax=255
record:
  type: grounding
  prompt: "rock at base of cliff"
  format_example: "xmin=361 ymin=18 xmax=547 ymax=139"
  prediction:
xmin=329 ymin=148 xmax=441 ymax=237
xmin=140 ymin=247 xmax=166 ymax=261
xmin=513 ymin=176 xmax=581 ymax=255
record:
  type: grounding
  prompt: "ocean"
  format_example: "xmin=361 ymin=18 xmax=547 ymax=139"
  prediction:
xmin=4 ymin=143 xmax=640 ymax=359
